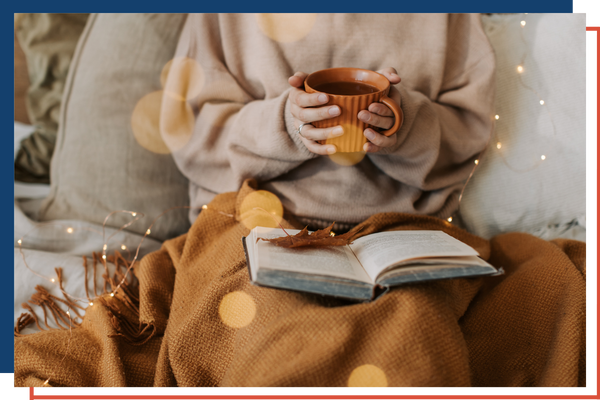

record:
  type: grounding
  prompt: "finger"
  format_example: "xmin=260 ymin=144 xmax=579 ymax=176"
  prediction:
xmin=363 ymin=142 xmax=382 ymax=153
xmin=376 ymin=67 xmax=401 ymax=84
xmin=301 ymin=137 xmax=337 ymax=155
xmin=288 ymin=72 xmax=308 ymax=88
xmin=358 ymin=110 xmax=394 ymax=130
xmin=291 ymin=102 xmax=341 ymax=123
xmin=367 ymin=102 xmax=394 ymax=117
xmin=364 ymin=128 xmax=397 ymax=148
xmin=289 ymin=88 xmax=330 ymax=108
xmin=299 ymin=124 xmax=344 ymax=142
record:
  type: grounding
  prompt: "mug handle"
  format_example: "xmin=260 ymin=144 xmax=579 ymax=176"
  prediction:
xmin=378 ymin=96 xmax=404 ymax=137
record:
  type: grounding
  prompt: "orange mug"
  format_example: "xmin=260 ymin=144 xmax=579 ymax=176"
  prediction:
xmin=304 ymin=68 xmax=403 ymax=153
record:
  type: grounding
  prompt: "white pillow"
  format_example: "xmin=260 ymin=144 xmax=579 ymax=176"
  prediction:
xmin=460 ymin=14 xmax=586 ymax=241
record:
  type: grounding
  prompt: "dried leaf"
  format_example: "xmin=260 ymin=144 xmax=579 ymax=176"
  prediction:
xmin=258 ymin=223 xmax=360 ymax=248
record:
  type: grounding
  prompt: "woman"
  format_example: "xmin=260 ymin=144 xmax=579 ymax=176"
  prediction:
xmin=168 ymin=13 xmax=496 ymax=230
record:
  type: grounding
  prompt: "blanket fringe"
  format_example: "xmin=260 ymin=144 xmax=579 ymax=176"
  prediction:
xmin=15 ymin=251 xmax=151 ymax=345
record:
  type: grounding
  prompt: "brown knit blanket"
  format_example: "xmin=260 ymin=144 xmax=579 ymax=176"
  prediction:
xmin=14 ymin=181 xmax=586 ymax=387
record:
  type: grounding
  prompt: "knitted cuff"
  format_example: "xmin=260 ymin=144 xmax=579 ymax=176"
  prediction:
xmin=283 ymin=96 xmax=317 ymax=159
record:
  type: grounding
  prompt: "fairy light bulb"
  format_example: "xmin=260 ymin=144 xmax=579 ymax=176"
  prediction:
xmin=131 ymin=212 xmax=137 ymax=217
xmin=121 ymin=244 xmax=127 ymax=250
xmin=540 ymin=100 xmax=545 ymax=105
xmin=17 ymin=239 xmax=22 ymax=245
xmin=51 ymin=278 xmax=56 ymax=283
xmin=103 ymin=244 xmax=107 ymax=251
xmin=496 ymin=142 xmax=502 ymax=149
xmin=66 ymin=227 xmax=73 ymax=234
xmin=110 ymin=292 xmax=115 ymax=297
xmin=447 ymin=217 xmax=453 ymax=222
xmin=541 ymin=155 xmax=546 ymax=160
xmin=517 ymin=65 xmax=524 ymax=73
xmin=102 ymin=254 xmax=106 ymax=260
xmin=494 ymin=115 xmax=499 ymax=120
xmin=330 ymin=231 xmax=336 ymax=237
xmin=66 ymin=311 xmax=70 ymax=316
xmin=521 ymin=20 xmax=526 ymax=27
xmin=474 ymin=159 xmax=479 ymax=165
xmin=89 ymin=302 xmax=94 ymax=306
xmin=202 ymin=205 xmax=208 ymax=210
xmin=146 ymin=229 xmax=151 ymax=235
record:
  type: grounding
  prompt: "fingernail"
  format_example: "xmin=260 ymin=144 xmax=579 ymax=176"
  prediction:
xmin=318 ymin=94 xmax=328 ymax=103
xmin=327 ymin=146 xmax=337 ymax=154
xmin=365 ymin=129 xmax=375 ymax=140
xmin=329 ymin=107 xmax=340 ymax=116
xmin=332 ymin=127 xmax=344 ymax=137
xmin=359 ymin=112 xmax=370 ymax=122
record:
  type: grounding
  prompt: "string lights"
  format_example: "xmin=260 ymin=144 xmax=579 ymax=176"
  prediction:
xmin=491 ymin=13 xmax=555 ymax=174
xmin=452 ymin=14 xmax=555 ymax=224
xmin=16 ymin=205 xmax=235 ymax=331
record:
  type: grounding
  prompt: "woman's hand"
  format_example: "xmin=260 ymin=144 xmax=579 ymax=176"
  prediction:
xmin=359 ymin=67 xmax=401 ymax=153
xmin=288 ymin=68 xmax=401 ymax=155
xmin=288 ymin=72 xmax=343 ymax=155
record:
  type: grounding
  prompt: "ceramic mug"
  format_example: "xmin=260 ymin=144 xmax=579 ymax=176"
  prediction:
xmin=304 ymin=67 xmax=403 ymax=153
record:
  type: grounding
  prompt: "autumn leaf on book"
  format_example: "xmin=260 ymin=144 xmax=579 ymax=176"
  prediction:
xmin=257 ymin=223 xmax=359 ymax=248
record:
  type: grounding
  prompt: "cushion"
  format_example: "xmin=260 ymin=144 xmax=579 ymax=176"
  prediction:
xmin=14 ymin=13 xmax=89 ymax=184
xmin=14 ymin=30 xmax=29 ymax=124
xmin=38 ymin=14 xmax=191 ymax=241
xmin=459 ymin=13 xmax=586 ymax=240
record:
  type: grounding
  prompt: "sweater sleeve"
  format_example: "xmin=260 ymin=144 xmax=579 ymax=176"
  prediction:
xmin=367 ymin=14 xmax=495 ymax=192
xmin=167 ymin=14 xmax=317 ymax=196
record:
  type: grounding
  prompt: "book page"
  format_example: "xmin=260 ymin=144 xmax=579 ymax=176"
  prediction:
xmin=253 ymin=227 xmax=372 ymax=283
xmin=349 ymin=230 xmax=479 ymax=281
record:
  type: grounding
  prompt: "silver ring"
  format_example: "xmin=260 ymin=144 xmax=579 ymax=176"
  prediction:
xmin=296 ymin=122 xmax=312 ymax=138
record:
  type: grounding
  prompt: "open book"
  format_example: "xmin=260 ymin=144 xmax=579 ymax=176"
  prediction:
xmin=242 ymin=227 xmax=500 ymax=301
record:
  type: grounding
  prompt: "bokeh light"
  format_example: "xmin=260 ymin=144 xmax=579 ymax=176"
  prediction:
xmin=160 ymin=92 xmax=195 ymax=151
xmin=218 ymin=291 xmax=256 ymax=329
xmin=161 ymin=57 xmax=205 ymax=101
xmin=256 ymin=14 xmax=317 ymax=43
xmin=131 ymin=90 xmax=171 ymax=154
xmin=329 ymin=151 xmax=366 ymax=166
xmin=347 ymin=364 xmax=388 ymax=387
xmin=239 ymin=190 xmax=284 ymax=230
xmin=325 ymin=123 xmax=369 ymax=161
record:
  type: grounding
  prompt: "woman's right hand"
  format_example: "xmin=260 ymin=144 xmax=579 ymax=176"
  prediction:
xmin=288 ymin=72 xmax=344 ymax=155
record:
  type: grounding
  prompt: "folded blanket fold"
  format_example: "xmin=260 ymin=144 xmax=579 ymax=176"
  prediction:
xmin=14 ymin=180 xmax=585 ymax=387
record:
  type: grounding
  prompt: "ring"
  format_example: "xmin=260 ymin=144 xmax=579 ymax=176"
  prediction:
xmin=296 ymin=122 xmax=312 ymax=138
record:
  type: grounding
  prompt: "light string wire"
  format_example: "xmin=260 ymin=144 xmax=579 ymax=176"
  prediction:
xmin=493 ymin=14 xmax=555 ymax=173
xmin=105 ymin=206 xmax=233 ymax=297
xmin=17 ymin=205 xmax=234 ymax=387
xmin=17 ymin=222 xmax=103 ymax=305
xmin=456 ymin=122 xmax=494 ymax=221
xmin=455 ymin=14 xmax=556 ymax=222
xmin=18 ymin=206 xmax=235 ymax=306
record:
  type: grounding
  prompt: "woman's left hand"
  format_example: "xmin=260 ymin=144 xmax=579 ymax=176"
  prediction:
xmin=360 ymin=67 xmax=401 ymax=153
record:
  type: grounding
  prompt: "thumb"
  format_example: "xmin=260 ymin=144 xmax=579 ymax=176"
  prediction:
xmin=288 ymin=71 xmax=308 ymax=88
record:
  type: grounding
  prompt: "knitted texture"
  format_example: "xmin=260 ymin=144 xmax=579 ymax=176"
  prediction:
xmin=15 ymin=180 xmax=585 ymax=387
xmin=172 ymin=14 xmax=496 ymax=227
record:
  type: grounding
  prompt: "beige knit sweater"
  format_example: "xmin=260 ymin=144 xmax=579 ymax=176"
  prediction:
xmin=171 ymin=13 xmax=495 ymax=230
